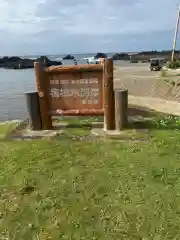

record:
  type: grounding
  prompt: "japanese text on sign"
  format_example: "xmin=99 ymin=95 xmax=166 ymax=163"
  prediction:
xmin=50 ymin=78 xmax=98 ymax=85
xmin=51 ymin=87 xmax=100 ymax=98
xmin=82 ymin=99 xmax=99 ymax=104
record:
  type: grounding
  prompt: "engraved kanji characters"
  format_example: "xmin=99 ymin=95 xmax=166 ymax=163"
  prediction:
xmin=51 ymin=88 xmax=60 ymax=98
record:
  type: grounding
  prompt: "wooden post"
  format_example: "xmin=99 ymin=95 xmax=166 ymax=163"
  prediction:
xmin=103 ymin=58 xmax=115 ymax=130
xmin=115 ymin=89 xmax=128 ymax=130
xmin=25 ymin=91 xmax=42 ymax=130
xmin=34 ymin=62 xmax=52 ymax=130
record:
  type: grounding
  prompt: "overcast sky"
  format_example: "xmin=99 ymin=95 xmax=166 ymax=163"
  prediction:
xmin=0 ymin=0 xmax=180 ymax=55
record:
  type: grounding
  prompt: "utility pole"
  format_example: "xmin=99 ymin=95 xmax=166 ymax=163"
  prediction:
xmin=171 ymin=5 xmax=180 ymax=62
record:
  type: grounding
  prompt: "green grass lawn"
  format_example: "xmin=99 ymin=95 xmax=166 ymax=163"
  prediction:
xmin=1 ymin=117 xmax=180 ymax=239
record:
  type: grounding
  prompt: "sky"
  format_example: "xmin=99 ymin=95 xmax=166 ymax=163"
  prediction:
xmin=0 ymin=0 xmax=180 ymax=55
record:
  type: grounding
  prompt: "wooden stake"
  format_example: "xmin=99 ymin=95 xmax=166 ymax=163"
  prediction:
xmin=25 ymin=91 xmax=42 ymax=130
xmin=103 ymin=58 xmax=115 ymax=130
xmin=115 ymin=89 xmax=128 ymax=130
xmin=34 ymin=62 xmax=52 ymax=130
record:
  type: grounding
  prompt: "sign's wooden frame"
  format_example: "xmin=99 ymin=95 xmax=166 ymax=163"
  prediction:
xmin=34 ymin=59 xmax=115 ymax=130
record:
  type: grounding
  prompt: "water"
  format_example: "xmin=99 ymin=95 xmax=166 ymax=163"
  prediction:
xmin=0 ymin=53 xmax=121 ymax=121
xmin=0 ymin=69 xmax=35 ymax=121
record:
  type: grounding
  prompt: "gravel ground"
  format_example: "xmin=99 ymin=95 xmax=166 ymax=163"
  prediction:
xmin=114 ymin=63 xmax=180 ymax=102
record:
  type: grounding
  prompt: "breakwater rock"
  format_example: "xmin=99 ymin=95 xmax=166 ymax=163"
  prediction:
xmin=0 ymin=56 xmax=63 ymax=69
xmin=112 ymin=53 xmax=130 ymax=60
xmin=130 ymin=51 xmax=176 ymax=62
xmin=63 ymin=54 xmax=75 ymax=60
xmin=112 ymin=50 xmax=180 ymax=62
xmin=94 ymin=52 xmax=107 ymax=59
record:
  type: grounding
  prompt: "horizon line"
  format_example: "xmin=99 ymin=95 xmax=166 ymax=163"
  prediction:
xmin=0 ymin=49 xmax=177 ymax=57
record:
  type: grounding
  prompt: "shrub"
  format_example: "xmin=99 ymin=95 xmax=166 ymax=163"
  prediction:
xmin=167 ymin=60 xmax=180 ymax=69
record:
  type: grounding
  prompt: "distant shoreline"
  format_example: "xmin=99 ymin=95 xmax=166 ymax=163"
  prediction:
xmin=0 ymin=50 xmax=178 ymax=62
xmin=0 ymin=49 xmax=177 ymax=58
xmin=0 ymin=50 xmax=178 ymax=70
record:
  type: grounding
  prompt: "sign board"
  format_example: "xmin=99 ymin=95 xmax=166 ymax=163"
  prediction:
xmin=49 ymin=72 xmax=103 ymax=113
xmin=34 ymin=60 xmax=115 ymax=130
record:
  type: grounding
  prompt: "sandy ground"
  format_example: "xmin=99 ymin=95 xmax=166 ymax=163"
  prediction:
xmin=114 ymin=63 xmax=180 ymax=102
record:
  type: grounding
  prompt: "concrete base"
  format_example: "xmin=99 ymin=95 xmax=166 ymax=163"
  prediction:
xmin=4 ymin=117 xmax=150 ymax=142
xmin=9 ymin=120 xmax=104 ymax=141
xmin=91 ymin=128 xmax=123 ymax=136
xmin=91 ymin=127 xmax=150 ymax=142
xmin=91 ymin=128 xmax=125 ymax=136
xmin=10 ymin=121 xmax=67 ymax=140
xmin=12 ymin=129 xmax=63 ymax=140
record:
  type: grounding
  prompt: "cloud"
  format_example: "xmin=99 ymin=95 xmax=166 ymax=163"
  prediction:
xmin=0 ymin=0 xmax=179 ymax=55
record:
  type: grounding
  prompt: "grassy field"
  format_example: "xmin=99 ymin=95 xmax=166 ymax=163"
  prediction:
xmin=1 ymin=117 xmax=180 ymax=239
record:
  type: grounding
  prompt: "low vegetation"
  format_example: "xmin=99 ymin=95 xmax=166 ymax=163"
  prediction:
xmin=0 ymin=122 xmax=17 ymax=139
xmin=167 ymin=60 xmax=180 ymax=69
xmin=1 ymin=116 xmax=180 ymax=239
xmin=161 ymin=68 xmax=180 ymax=87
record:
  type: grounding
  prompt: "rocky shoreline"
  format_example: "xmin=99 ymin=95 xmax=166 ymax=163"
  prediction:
xmin=62 ymin=51 xmax=176 ymax=62
xmin=0 ymin=56 xmax=62 ymax=69
xmin=112 ymin=50 xmax=180 ymax=62
xmin=0 ymin=50 xmax=178 ymax=70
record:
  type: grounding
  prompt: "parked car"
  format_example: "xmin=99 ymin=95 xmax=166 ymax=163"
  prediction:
xmin=149 ymin=58 xmax=165 ymax=71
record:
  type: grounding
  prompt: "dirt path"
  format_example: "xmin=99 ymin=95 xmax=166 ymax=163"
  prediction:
xmin=128 ymin=96 xmax=180 ymax=116
xmin=113 ymin=63 xmax=180 ymax=115
xmin=114 ymin=77 xmax=180 ymax=101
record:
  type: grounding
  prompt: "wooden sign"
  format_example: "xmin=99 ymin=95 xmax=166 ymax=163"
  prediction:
xmin=49 ymin=70 xmax=103 ymax=116
xmin=34 ymin=59 xmax=115 ymax=130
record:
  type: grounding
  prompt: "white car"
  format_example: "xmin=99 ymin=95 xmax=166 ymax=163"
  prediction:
xmin=85 ymin=57 xmax=102 ymax=64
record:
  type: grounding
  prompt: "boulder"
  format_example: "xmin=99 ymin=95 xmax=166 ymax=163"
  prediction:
xmin=94 ymin=52 xmax=107 ymax=59
xmin=63 ymin=55 xmax=75 ymax=60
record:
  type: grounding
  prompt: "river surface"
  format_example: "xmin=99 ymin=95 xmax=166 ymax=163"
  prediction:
xmin=0 ymin=55 xmax=126 ymax=121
